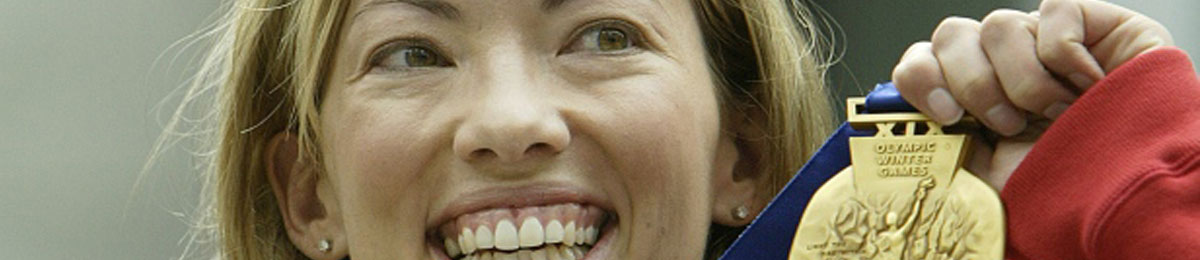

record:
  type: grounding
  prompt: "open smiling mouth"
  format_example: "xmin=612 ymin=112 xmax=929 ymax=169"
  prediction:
xmin=432 ymin=203 xmax=617 ymax=260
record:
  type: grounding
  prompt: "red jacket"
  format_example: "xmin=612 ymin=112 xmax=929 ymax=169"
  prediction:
xmin=1004 ymin=47 xmax=1200 ymax=259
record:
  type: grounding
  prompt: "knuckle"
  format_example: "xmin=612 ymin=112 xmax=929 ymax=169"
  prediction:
xmin=932 ymin=17 xmax=981 ymax=42
xmin=891 ymin=60 xmax=910 ymax=80
xmin=891 ymin=62 xmax=909 ymax=83
xmin=893 ymin=60 xmax=939 ymax=89
xmin=942 ymin=16 xmax=980 ymax=28
xmin=893 ymin=42 xmax=936 ymax=82
xmin=1039 ymin=0 xmax=1069 ymax=13
xmin=899 ymin=41 xmax=931 ymax=60
xmin=982 ymin=9 xmax=1027 ymax=25
xmin=980 ymin=10 xmax=1030 ymax=42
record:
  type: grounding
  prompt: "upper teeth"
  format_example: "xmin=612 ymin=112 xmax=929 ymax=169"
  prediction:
xmin=544 ymin=220 xmax=564 ymax=243
xmin=496 ymin=220 xmax=519 ymax=250
xmin=518 ymin=218 xmax=545 ymax=248
xmin=447 ymin=217 xmax=601 ymax=258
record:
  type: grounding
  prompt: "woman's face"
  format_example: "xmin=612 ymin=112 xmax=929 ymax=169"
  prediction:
xmin=317 ymin=0 xmax=740 ymax=259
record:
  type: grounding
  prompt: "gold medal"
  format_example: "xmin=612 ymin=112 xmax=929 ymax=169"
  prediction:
xmin=789 ymin=98 xmax=1004 ymax=259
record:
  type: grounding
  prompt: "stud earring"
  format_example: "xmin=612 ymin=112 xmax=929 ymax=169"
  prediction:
xmin=733 ymin=205 xmax=750 ymax=221
xmin=318 ymin=239 xmax=332 ymax=253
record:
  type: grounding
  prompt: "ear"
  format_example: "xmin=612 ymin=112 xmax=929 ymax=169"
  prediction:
xmin=265 ymin=132 xmax=348 ymax=259
xmin=711 ymin=107 xmax=769 ymax=226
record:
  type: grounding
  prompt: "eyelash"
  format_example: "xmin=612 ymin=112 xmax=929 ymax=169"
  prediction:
xmin=364 ymin=19 xmax=649 ymax=73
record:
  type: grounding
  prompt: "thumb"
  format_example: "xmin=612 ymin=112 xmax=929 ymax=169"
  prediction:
xmin=1035 ymin=0 xmax=1173 ymax=89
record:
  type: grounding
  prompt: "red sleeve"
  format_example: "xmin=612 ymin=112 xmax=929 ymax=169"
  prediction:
xmin=1002 ymin=47 xmax=1200 ymax=260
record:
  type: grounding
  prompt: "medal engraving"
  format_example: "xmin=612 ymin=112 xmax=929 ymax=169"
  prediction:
xmin=789 ymin=98 xmax=1004 ymax=259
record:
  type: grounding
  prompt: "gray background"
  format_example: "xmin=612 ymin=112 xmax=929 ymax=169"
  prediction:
xmin=1 ymin=1 xmax=1194 ymax=259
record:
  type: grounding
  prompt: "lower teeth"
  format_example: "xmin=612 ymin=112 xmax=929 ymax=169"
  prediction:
xmin=454 ymin=244 xmax=590 ymax=260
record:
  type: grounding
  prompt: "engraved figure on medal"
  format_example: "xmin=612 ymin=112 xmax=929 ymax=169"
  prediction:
xmin=789 ymin=98 xmax=1004 ymax=260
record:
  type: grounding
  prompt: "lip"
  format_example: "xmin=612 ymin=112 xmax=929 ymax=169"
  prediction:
xmin=428 ymin=183 xmax=616 ymax=238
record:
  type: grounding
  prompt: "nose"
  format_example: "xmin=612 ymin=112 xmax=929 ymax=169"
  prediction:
xmin=452 ymin=78 xmax=570 ymax=165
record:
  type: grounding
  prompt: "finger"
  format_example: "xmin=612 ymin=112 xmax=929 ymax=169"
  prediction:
xmin=965 ymin=135 xmax=996 ymax=189
xmin=932 ymin=17 xmax=1026 ymax=136
xmin=1036 ymin=0 xmax=1121 ymax=89
xmin=988 ymin=140 xmax=1035 ymax=191
xmin=892 ymin=41 xmax=963 ymax=125
xmin=987 ymin=120 xmax=1050 ymax=191
xmin=980 ymin=9 xmax=1078 ymax=119
xmin=1047 ymin=0 xmax=1173 ymax=74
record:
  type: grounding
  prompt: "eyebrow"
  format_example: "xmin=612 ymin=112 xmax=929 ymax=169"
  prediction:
xmin=354 ymin=0 xmax=576 ymax=21
xmin=355 ymin=0 xmax=460 ymax=20
xmin=540 ymin=0 xmax=570 ymax=11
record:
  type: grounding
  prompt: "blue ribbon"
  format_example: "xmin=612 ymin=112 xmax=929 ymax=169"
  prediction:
xmin=864 ymin=82 xmax=916 ymax=113
xmin=717 ymin=82 xmax=907 ymax=260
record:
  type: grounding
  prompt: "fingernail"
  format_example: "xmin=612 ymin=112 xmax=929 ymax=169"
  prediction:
xmin=1043 ymin=102 xmax=1070 ymax=120
xmin=926 ymin=88 xmax=964 ymax=125
xmin=1069 ymin=73 xmax=1096 ymax=89
xmin=987 ymin=105 xmax=1027 ymax=136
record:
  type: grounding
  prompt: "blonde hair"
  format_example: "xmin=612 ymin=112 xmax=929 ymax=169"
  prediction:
xmin=159 ymin=0 xmax=833 ymax=259
xmin=695 ymin=0 xmax=834 ymax=256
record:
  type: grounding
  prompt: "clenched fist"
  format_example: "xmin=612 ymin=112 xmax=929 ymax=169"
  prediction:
xmin=891 ymin=0 xmax=1174 ymax=190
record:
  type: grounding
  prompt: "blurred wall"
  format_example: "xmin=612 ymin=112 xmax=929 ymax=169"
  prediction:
xmin=0 ymin=0 xmax=217 ymax=259
xmin=0 ymin=0 xmax=1195 ymax=259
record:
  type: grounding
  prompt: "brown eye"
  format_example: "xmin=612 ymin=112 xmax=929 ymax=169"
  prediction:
xmin=370 ymin=42 xmax=451 ymax=72
xmin=571 ymin=20 xmax=643 ymax=55
xmin=400 ymin=47 xmax=438 ymax=67
xmin=589 ymin=27 xmax=630 ymax=52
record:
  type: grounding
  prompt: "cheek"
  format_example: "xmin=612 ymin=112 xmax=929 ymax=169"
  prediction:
xmin=320 ymin=99 xmax=444 ymax=254
xmin=601 ymin=83 xmax=720 ymax=184
xmin=584 ymin=73 xmax=722 ymax=254
xmin=326 ymin=101 xmax=434 ymax=194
